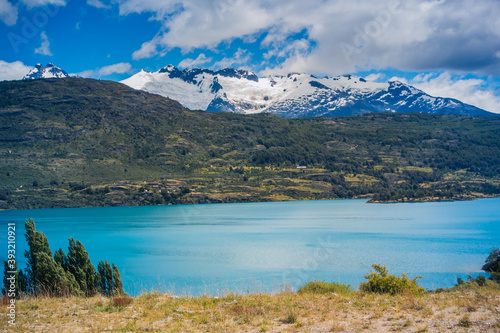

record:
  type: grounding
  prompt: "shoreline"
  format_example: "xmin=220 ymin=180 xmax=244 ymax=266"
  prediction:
xmin=1 ymin=193 xmax=499 ymax=211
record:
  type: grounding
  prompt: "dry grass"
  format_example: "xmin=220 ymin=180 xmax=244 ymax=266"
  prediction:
xmin=1 ymin=282 xmax=499 ymax=332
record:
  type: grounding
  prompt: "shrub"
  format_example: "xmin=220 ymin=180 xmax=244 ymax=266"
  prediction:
xmin=359 ymin=264 xmax=425 ymax=296
xmin=482 ymin=248 xmax=500 ymax=283
xmin=298 ymin=281 xmax=352 ymax=294
xmin=112 ymin=296 xmax=133 ymax=307
xmin=283 ymin=310 xmax=297 ymax=324
xmin=458 ymin=314 xmax=471 ymax=328
xmin=476 ymin=275 xmax=487 ymax=286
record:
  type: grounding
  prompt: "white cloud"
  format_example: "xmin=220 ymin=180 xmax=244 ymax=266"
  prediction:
xmin=407 ymin=72 xmax=500 ymax=114
xmin=87 ymin=0 xmax=110 ymax=9
xmin=365 ymin=73 xmax=386 ymax=82
xmin=212 ymin=48 xmax=251 ymax=70
xmin=0 ymin=0 xmax=17 ymax=26
xmin=78 ymin=62 xmax=132 ymax=78
xmin=116 ymin=0 xmax=500 ymax=77
xmin=0 ymin=60 xmax=32 ymax=81
xmin=388 ymin=77 xmax=407 ymax=86
xmin=178 ymin=53 xmax=212 ymax=69
xmin=20 ymin=0 xmax=66 ymax=9
xmin=132 ymin=38 xmax=160 ymax=60
xmin=35 ymin=31 xmax=53 ymax=56
xmin=98 ymin=62 xmax=132 ymax=76
xmin=77 ymin=69 xmax=94 ymax=78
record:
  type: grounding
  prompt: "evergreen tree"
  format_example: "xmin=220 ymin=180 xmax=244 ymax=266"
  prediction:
xmin=482 ymin=248 xmax=500 ymax=282
xmin=17 ymin=218 xmax=124 ymax=298
xmin=35 ymin=252 xmax=72 ymax=296
xmin=18 ymin=269 xmax=27 ymax=296
xmin=105 ymin=261 xmax=113 ymax=295
xmin=67 ymin=238 xmax=98 ymax=296
xmin=2 ymin=260 xmax=18 ymax=298
xmin=97 ymin=261 xmax=108 ymax=296
xmin=24 ymin=218 xmax=52 ymax=295
xmin=112 ymin=263 xmax=124 ymax=296
xmin=54 ymin=248 xmax=68 ymax=271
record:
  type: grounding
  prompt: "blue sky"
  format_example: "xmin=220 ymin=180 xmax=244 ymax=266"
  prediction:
xmin=1 ymin=0 xmax=500 ymax=113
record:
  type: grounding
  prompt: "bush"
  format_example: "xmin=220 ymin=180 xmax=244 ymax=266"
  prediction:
xmin=458 ymin=314 xmax=471 ymax=328
xmin=283 ymin=310 xmax=297 ymax=324
xmin=298 ymin=281 xmax=352 ymax=294
xmin=112 ymin=296 xmax=133 ymax=307
xmin=359 ymin=264 xmax=425 ymax=296
xmin=482 ymin=248 xmax=500 ymax=283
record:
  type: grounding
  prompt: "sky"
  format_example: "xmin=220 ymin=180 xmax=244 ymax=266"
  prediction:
xmin=0 ymin=0 xmax=500 ymax=113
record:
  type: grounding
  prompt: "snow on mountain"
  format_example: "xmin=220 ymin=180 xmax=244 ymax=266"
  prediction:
xmin=122 ymin=65 xmax=494 ymax=117
xmin=23 ymin=63 xmax=71 ymax=80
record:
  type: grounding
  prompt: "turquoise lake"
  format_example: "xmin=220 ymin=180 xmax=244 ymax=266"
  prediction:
xmin=1 ymin=198 xmax=500 ymax=296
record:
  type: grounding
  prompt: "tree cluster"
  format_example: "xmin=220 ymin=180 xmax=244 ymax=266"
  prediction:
xmin=2 ymin=219 xmax=124 ymax=298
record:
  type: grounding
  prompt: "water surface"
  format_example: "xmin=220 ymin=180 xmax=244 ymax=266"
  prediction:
xmin=1 ymin=199 xmax=499 ymax=296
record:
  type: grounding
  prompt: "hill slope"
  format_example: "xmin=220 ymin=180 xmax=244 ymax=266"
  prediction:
xmin=1 ymin=78 xmax=500 ymax=209
xmin=121 ymin=65 xmax=494 ymax=117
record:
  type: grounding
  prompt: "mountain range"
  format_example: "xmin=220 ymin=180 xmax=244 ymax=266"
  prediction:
xmin=13 ymin=63 xmax=496 ymax=117
xmin=121 ymin=65 xmax=495 ymax=117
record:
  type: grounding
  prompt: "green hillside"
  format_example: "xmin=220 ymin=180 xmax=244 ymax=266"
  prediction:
xmin=1 ymin=78 xmax=499 ymax=209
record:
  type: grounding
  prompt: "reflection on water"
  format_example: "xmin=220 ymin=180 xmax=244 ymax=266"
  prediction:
xmin=1 ymin=198 xmax=500 ymax=296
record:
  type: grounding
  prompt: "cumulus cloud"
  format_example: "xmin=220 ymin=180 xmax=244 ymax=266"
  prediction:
xmin=98 ymin=62 xmax=132 ymax=76
xmin=365 ymin=73 xmax=386 ymax=82
xmin=178 ymin=53 xmax=212 ymax=69
xmin=410 ymin=73 xmax=500 ymax=114
xmin=0 ymin=60 xmax=32 ymax=81
xmin=87 ymin=0 xmax=110 ymax=9
xmin=20 ymin=0 xmax=66 ymax=9
xmin=132 ymin=38 xmax=160 ymax=60
xmin=78 ymin=62 xmax=132 ymax=78
xmin=0 ymin=0 xmax=17 ymax=26
xmin=35 ymin=31 xmax=53 ymax=56
xmin=212 ymin=48 xmax=251 ymax=70
xmin=115 ymin=0 xmax=500 ymax=77
xmin=390 ymin=72 xmax=500 ymax=114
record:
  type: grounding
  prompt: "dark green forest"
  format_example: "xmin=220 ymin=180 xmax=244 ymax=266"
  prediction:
xmin=0 ymin=78 xmax=499 ymax=209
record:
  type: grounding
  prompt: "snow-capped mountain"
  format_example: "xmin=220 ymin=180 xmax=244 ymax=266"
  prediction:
xmin=121 ymin=65 xmax=493 ymax=117
xmin=23 ymin=63 xmax=71 ymax=80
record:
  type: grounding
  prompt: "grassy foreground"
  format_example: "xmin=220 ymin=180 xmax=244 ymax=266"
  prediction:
xmin=2 ymin=282 xmax=499 ymax=332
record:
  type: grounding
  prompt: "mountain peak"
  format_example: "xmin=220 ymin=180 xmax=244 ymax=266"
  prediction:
xmin=23 ymin=63 xmax=70 ymax=80
xmin=121 ymin=66 xmax=495 ymax=117
xmin=158 ymin=64 xmax=176 ymax=73
xmin=215 ymin=68 xmax=259 ymax=82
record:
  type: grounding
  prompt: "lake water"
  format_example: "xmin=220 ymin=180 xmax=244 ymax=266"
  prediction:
xmin=1 ymin=198 xmax=499 ymax=296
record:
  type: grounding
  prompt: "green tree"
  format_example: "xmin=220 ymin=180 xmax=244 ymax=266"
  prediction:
xmin=67 ymin=238 xmax=98 ymax=296
xmin=97 ymin=260 xmax=108 ymax=296
xmin=35 ymin=252 xmax=76 ymax=296
xmin=18 ymin=218 xmax=123 ymax=298
xmin=24 ymin=218 xmax=52 ymax=295
xmin=2 ymin=260 xmax=18 ymax=298
xmin=112 ymin=263 xmax=124 ymax=296
xmin=482 ymin=248 xmax=500 ymax=283
xmin=18 ymin=269 xmax=27 ymax=296
xmin=105 ymin=261 xmax=113 ymax=295
xmin=54 ymin=248 xmax=68 ymax=271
